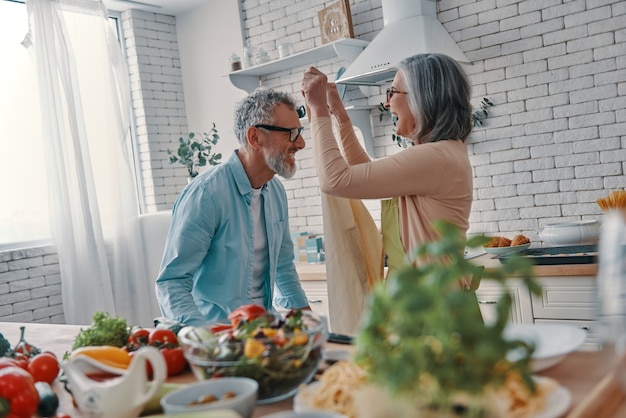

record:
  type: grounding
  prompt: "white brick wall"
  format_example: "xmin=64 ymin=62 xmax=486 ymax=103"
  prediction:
xmin=236 ymin=0 xmax=626 ymax=240
xmin=0 ymin=246 xmax=64 ymax=323
xmin=122 ymin=9 xmax=189 ymax=211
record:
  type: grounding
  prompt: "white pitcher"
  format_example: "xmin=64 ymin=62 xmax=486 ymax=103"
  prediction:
xmin=62 ymin=345 xmax=167 ymax=418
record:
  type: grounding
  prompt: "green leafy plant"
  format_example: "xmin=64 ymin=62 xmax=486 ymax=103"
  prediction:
xmin=167 ymin=123 xmax=222 ymax=178
xmin=354 ymin=220 xmax=540 ymax=416
xmin=471 ymin=97 xmax=494 ymax=127
xmin=378 ymin=103 xmax=411 ymax=148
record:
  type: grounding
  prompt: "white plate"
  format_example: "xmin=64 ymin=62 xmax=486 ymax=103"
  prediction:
xmin=296 ymin=379 xmax=570 ymax=418
xmin=532 ymin=377 xmax=572 ymax=418
xmin=483 ymin=243 xmax=531 ymax=256
xmin=504 ymin=323 xmax=587 ymax=372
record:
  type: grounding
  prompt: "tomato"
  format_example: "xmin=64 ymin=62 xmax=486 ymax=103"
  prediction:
xmin=28 ymin=352 xmax=60 ymax=384
xmin=148 ymin=329 xmax=178 ymax=348
xmin=0 ymin=366 xmax=39 ymax=418
xmin=0 ymin=357 xmax=21 ymax=370
xmin=10 ymin=353 xmax=30 ymax=371
xmin=128 ymin=328 xmax=150 ymax=346
xmin=227 ymin=304 xmax=266 ymax=326
xmin=161 ymin=347 xmax=187 ymax=376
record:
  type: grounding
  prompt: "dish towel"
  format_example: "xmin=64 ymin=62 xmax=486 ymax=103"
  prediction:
xmin=321 ymin=193 xmax=384 ymax=334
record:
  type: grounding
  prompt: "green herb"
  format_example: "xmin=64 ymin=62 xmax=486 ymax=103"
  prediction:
xmin=72 ymin=311 xmax=130 ymax=350
xmin=0 ymin=332 xmax=11 ymax=357
xmin=354 ymin=220 xmax=541 ymax=415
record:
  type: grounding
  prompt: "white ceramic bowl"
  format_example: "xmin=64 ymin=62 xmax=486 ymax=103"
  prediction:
xmin=503 ymin=323 xmax=587 ymax=372
xmin=160 ymin=377 xmax=258 ymax=418
xmin=482 ymin=243 xmax=531 ymax=256
xmin=538 ymin=220 xmax=599 ymax=246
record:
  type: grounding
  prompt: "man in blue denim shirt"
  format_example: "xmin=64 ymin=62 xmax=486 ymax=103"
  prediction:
xmin=156 ymin=88 xmax=310 ymax=326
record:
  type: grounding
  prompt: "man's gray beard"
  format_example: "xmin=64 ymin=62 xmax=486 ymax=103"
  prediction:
xmin=264 ymin=147 xmax=296 ymax=179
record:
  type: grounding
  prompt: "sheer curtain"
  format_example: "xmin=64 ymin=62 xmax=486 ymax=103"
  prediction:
xmin=24 ymin=0 xmax=154 ymax=326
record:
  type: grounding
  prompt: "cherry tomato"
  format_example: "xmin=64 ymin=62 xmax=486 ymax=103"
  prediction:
xmin=0 ymin=366 xmax=39 ymax=418
xmin=0 ymin=357 xmax=21 ymax=370
xmin=161 ymin=347 xmax=187 ymax=376
xmin=11 ymin=353 xmax=30 ymax=371
xmin=227 ymin=304 xmax=266 ymax=326
xmin=148 ymin=329 xmax=178 ymax=348
xmin=128 ymin=328 xmax=150 ymax=346
xmin=28 ymin=352 xmax=60 ymax=384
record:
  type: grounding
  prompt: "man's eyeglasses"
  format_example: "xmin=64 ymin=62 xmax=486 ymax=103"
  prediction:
xmin=386 ymin=87 xmax=408 ymax=102
xmin=254 ymin=124 xmax=304 ymax=143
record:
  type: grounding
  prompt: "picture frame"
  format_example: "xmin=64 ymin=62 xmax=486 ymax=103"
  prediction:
xmin=318 ymin=0 xmax=354 ymax=44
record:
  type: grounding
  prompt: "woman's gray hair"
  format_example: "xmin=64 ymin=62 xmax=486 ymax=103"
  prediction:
xmin=233 ymin=88 xmax=297 ymax=145
xmin=397 ymin=53 xmax=473 ymax=143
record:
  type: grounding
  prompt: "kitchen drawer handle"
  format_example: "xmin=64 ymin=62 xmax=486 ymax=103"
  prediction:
xmin=478 ymin=300 xmax=497 ymax=305
xmin=308 ymin=299 xmax=323 ymax=303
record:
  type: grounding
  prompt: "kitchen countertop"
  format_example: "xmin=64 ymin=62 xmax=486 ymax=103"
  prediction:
xmin=296 ymin=253 xmax=598 ymax=282
xmin=472 ymin=253 xmax=598 ymax=277
xmin=1 ymin=321 xmax=624 ymax=417
xmin=295 ymin=262 xmax=327 ymax=281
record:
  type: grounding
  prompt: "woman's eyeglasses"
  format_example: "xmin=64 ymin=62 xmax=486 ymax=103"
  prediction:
xmin=254 ymin=124 xmax=304 ymax=142
xmin=386 ymin=87 xmax=408 ymax=102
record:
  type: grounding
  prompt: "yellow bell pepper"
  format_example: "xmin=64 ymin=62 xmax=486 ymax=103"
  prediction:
xmin=69 ymin=345 xmax=132 ymax=370
xmin=244 ymin=338 xmax=265 ymax=358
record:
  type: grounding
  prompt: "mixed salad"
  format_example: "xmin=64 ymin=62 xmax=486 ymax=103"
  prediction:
xmin=179 ymin=305 xmax=326 ymax=402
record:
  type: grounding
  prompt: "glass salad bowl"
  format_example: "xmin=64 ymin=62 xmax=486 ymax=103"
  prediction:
xmin=179 ymin=309 xmax=327 ymax=404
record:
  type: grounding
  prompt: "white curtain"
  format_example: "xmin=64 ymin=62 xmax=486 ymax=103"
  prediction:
xmin=24 ymin=0 xmax=153 ymax=326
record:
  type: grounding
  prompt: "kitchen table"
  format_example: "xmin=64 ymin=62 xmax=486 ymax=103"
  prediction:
xmin=1 ymin=322 xmax=624 ymax=417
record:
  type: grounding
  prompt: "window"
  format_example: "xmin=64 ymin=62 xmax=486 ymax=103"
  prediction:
xmin=0 ymin=1 xmax=136 ymax=249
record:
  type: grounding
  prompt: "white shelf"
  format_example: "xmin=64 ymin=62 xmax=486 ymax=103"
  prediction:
xmin=228 ymin=38 xmax=369 ymax=92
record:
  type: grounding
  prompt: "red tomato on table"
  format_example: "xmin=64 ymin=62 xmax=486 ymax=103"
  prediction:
xmin=28 ymin=352 xmax=60 ymax=384
xmin=148 ymin=329 xmax=178 ymax=348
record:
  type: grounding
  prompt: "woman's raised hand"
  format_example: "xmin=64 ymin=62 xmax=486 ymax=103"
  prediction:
xmin=301 ymin=67 xmax=330 ymax=119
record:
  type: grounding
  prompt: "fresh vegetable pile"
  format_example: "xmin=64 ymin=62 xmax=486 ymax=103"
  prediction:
xmin=0 ymin=327 xmax=62 ymax=418
xmin=179 ymin=304 xmax=326 ymax=402
xmin=125 ymin=327 xmax=187 ymax=377
xmin=67 ymin=311 xmax=187 ymax=378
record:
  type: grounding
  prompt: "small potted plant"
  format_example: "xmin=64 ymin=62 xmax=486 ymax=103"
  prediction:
xmin=167 ymin=123 xmax=222 ymax=179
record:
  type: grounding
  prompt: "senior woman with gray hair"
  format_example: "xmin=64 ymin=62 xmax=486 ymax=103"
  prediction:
xmin=156 ymin=88 xmax=310 ymax=326
xmin=302 ymin=53 xmax=473 ymax=284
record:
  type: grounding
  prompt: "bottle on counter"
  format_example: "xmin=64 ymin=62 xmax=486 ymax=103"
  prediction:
xmin=229 ymin=53 xmax=242 ymax=71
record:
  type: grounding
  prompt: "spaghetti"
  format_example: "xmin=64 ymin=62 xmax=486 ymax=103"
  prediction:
xmin=298 ymin=361 xmax=366 ymax=418
xmin=597 ymin=190 xmax=626 ymax=211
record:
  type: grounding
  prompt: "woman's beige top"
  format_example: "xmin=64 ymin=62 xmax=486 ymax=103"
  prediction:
xmin=311 ymin=116 xmax=473 ymax=253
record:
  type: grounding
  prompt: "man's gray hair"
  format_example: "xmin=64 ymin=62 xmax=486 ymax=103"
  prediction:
xmin=233 ymin=88 xmax=297 ymax=145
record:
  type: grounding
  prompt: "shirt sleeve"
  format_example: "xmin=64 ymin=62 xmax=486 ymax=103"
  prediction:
xmin=311 ymin=117 xmax=458 ymax=200
xmin=155 ymin=187 xmax=214 ymax=326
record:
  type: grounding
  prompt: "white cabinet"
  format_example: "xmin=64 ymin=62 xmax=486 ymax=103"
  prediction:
xmin=475 ymin=278 xmax=534 ymax=324
xmin=531 ymin=276 xmax=598 ymax=350
xmin=531 ymin=276 xmax=597 ymax=320
xmin=300 ymin=280 xmax=330 ymax=329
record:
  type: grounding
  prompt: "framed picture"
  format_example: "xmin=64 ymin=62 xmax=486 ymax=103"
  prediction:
xmin=318 ymin=0 xmax=354 ymax=44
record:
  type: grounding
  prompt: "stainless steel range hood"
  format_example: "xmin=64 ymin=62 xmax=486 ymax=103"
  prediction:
xmin=336 ymin=0 xmax=470 ymax=86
